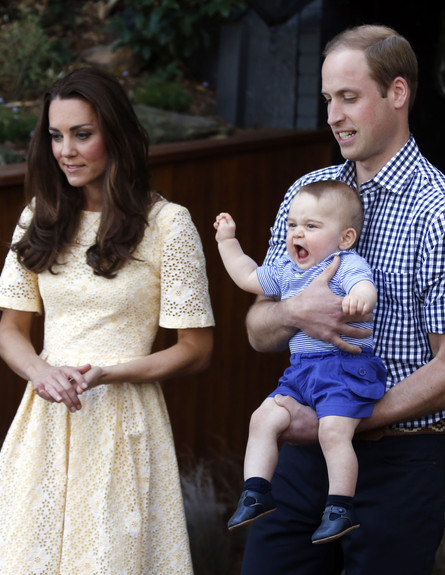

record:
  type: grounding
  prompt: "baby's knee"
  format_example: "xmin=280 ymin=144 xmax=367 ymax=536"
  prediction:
xmin=249 ymin=398 xmax=290 ymax=435
xmin=318 ymin=417 xmax=354 ymax=448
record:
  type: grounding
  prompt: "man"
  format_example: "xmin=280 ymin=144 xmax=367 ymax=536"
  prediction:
xmin=241 ymin=24 xmax=445 ymax=575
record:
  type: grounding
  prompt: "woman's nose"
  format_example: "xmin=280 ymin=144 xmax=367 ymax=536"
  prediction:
xmin=61 ymin=137 xmax=76 ymax=157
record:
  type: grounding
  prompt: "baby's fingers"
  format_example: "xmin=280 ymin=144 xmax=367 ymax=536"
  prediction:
xmin=342 ymin=296 xmax=356 ymax=315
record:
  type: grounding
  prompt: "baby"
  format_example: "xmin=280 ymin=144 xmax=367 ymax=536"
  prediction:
xmin=214 ymin=180 xmax=386 ymax=544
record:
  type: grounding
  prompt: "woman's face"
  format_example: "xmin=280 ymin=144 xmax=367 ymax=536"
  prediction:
xmin=48 ymin=97 xmax=108 ymax=210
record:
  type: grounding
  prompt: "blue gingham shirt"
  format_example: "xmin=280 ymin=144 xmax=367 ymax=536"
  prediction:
xmin=265 ymin=136 xmax=445 ymax=428
xmin=257 ymin=250 xmax=374 ymax=353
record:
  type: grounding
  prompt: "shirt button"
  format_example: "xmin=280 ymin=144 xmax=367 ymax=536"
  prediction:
xmin=358 ymin=368 xmax=367 ymax=376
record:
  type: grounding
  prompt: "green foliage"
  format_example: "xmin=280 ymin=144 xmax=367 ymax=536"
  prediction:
xmin=133 ymin=76 xmax=193 ymax=112
xmin=106 ymin=0 xmax=247 ymax=72
xmin=0 ymin=101 xmax=37 ymax=144
xmin=0 ymin=9 xmax=71 ymax=101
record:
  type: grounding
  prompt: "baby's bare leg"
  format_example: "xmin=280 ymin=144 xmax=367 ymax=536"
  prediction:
xmin=244 ymin=397 xmax=291 ymax=481
xmin=312 ymin=415 xmax=362 ymax=543
xmin=318 ymin=415 xmax=361 ymax=496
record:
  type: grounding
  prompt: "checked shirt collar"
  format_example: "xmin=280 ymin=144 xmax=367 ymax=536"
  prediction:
xmin=336 ymin=135 xmax=419 ymax=197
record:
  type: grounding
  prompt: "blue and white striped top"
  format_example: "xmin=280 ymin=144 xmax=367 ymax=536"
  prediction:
xmin=264 ymin=136 xmax=445 ymax=428
xmin=257 ymin=250 xmax=374 ymax=353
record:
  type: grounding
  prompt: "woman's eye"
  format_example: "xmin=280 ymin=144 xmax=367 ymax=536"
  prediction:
xmin=77 ymin=131 xmax=91 ymax=140
xmin=50 ymin=133 xmax=62 ymax=142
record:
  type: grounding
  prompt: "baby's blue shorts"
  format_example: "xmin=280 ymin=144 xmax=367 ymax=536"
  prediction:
xmin=269 ymin=350 xmax=387 ymax=419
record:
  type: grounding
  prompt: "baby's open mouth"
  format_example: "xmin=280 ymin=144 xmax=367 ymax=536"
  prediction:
xmin=296 ymin=245 xmax=309 ymax=259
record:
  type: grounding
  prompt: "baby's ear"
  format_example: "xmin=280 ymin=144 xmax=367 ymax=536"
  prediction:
xmin=339 ymin=227 xmax=357 ymax=250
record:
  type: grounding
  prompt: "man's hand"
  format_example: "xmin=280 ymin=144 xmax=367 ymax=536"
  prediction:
xmin=247 ymin=256 xmax=372 ymax=353
xmin=274 ymin=394 xmax=319 ymax=444
xmin=275 ymin=394 xmax=388 ymax=444
xmin=287 ymin=256 xmax=372 ymax=353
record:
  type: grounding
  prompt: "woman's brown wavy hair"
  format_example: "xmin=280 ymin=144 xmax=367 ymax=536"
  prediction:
xmin=13 ymin=66 xmax=154 ymax=278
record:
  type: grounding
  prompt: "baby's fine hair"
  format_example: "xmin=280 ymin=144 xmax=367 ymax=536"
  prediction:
xmin=297 ymin=180 xmax=364 ymax=236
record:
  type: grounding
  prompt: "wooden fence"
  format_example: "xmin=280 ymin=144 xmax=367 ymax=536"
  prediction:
xmin=0 ymin=128 xmax=334 ymax=466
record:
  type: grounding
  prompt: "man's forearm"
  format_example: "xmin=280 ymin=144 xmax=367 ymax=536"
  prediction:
xmin=246 ymin=296 xmax=297 ymax=352
xmin=358 ymin=353 xmax=445 ymax=432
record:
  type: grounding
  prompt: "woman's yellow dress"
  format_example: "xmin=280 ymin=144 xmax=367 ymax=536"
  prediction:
xmin=0 ymin=199 xmax=214 ymax=575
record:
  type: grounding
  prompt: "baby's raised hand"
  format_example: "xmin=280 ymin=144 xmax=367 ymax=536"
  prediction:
xmin=342 ymin=293 xmax=370 ymax=316
xmin=214 ymin=212 xmax=236 ymax=242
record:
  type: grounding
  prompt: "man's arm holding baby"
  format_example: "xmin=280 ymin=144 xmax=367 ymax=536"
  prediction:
xmin=246 ymin=256 xmax=372 ymax=354
xmin=277 ymin=332 xmax=445 ymax=444
xmin=267 ymin=275 xmax=445 ymax=444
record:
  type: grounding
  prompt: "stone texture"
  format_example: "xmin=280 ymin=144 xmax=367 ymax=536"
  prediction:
xmin=79 ymin=42 xmax=142 ymax=76
xmin=133 ymin=105 xmax=230 ymax=145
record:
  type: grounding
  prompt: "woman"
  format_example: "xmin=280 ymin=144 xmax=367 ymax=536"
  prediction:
xmin=0 ymin=67 xmax=214 ymax=574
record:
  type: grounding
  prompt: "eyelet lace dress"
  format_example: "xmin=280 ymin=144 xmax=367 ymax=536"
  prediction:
xmin=0 ymin=198 xmax=214 ymax=575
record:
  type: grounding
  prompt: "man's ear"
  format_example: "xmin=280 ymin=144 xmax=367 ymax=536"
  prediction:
xmin=339 ymin=227 xmax=357 ymax=250
xmin=392 ymin=76 xmax=409 ymax=110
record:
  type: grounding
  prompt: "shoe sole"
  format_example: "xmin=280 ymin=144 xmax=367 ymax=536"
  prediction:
xmin=228 ymin=507 xmax=277 ymax=531
xmin=312 ymin=523 xmax=360 ymax=544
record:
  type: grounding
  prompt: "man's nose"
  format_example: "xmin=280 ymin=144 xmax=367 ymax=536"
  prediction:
xmin=327 ymin=100 xmax=345 ymax=126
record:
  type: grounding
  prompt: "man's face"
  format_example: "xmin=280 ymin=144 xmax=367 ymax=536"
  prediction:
xmin=321 ymin=48 xmax=400 ymax=181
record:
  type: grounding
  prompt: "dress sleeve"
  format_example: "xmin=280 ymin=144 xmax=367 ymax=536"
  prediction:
xmin=157 ymin=202 xmax=214 ymax=329
xmin=0 ymin=205 xmax=43 ymax=314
